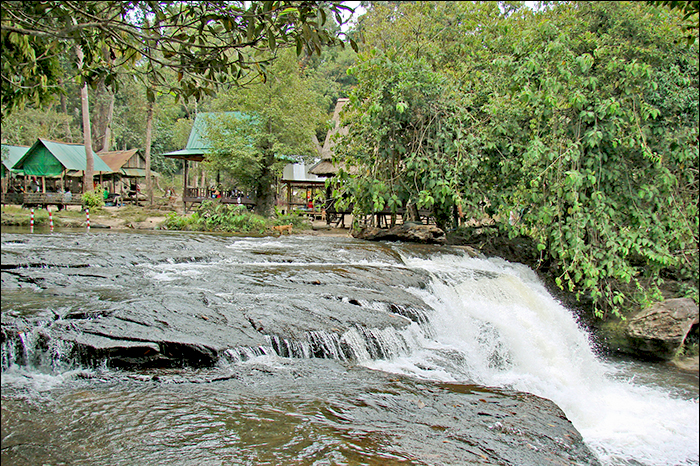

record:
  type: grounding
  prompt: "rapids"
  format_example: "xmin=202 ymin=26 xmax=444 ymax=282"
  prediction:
xmin=1 ymin=230 xmax=698 ymax=465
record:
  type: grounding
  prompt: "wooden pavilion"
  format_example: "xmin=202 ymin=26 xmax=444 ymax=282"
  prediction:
xmin=97 ymin=148 xmax=159 ymax=202
xmin=11 ymin=139 xmax=112 ymax=193
xmin=280 ymin=158 xmax=325 ymax=217
xmin=163 ymin=112 xmax=255 ymax=211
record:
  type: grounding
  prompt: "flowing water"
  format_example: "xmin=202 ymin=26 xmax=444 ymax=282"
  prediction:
xmin=1 ymin=229 xmax=698 ymax=466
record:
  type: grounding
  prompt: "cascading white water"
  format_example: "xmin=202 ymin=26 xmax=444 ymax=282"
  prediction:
xmin=365 ymin=251 xmax=699 ymax=466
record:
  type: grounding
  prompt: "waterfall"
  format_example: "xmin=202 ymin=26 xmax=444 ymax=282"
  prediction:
xmin=361 ymin=250 xmax=699 ymax=466
xmin=262 ymin=324 xmax=414 ymax=362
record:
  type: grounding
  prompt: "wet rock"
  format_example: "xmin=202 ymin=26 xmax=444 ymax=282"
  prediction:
xmin=623 ymin=298 xmax=699 ymax=360
xmin=1 ymin=233 xmax=433 ymax=370
xmin=353 ymin=223 xmax=446 ymax=244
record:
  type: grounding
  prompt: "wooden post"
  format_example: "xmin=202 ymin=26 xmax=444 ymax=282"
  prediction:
xmin=183 ymin=159 xmax=189 ymax=212
xmin=41 ymin=176 xmax=46 ymax=193
xmin=286 ymin=182 xmax=292 ymax=215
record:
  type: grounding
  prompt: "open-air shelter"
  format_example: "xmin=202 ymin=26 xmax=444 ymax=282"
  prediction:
xmin=1 ymin=144 xmax=28 ymax=194
xmin=97 ymin=148 xmax=159 ymax=200
xmin=12 ymin=138 xmax=112 ymax=194
xmin=163 ymin=112 xmax=256 ymax=211
xmin=280 ymin=158 xmax=325 ymax=216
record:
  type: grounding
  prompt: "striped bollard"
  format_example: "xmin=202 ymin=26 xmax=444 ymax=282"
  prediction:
xmin=30 ymin=208 xmax=34 ymax=233
xmin=86 ymin=208 xmax=90 ymax=233
xmin=49 ymin=208 xmax=54 ymax=233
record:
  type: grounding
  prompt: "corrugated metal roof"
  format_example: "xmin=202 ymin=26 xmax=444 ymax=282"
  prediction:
xmin=163 ymin=112 xmax=246 ymax=160
xmin=13 ymin=139 xmax=112 ymax=176
xmin=282 ymin=161 xmax=323 ymax=182
xmin=98 ymin=149 xmax=139 ymax=171
xmin=121 ymin=168 xmax=160 ymax=177
xmin=1 ymin=144 xmax=29 ymax=175
xmin=161 ymin=148 xmax=205 ymax=161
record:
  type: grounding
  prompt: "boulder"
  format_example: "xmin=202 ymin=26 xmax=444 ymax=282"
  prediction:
xmin=624 ymin=298 xmax=699 ymax=360
xmin=353 ymin=223 xmax=446 ymax=244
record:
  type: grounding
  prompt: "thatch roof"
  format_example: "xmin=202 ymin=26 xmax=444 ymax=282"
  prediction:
xmin=310 ymin=98 xmax=353 ymax=177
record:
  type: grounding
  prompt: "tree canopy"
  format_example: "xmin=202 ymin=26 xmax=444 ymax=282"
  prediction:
xmin=334 ymin=1 xmax=698 ymax=317
xmin=1 ymin=1 xmax=357 ymax=116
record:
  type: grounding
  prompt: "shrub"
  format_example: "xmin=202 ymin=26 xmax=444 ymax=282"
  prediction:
xmin=81 ymin=190 xmax=104 ymax=210
xmin=274 ymin=208 xmax=309 ymax=229
xmin=196 ymin=200 xmax=268 ymax=234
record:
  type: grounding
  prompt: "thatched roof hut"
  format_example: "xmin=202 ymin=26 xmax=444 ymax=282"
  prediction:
xmin=310 ymin=98 xmax=355 ymax=177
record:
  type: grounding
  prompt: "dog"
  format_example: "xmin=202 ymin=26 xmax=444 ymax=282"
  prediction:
xmin=273 ymin=224 xmax=293 ymax=235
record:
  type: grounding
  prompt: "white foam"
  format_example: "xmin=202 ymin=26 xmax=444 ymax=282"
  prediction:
xmin=389 ymin=251 xmax=699 ymax=466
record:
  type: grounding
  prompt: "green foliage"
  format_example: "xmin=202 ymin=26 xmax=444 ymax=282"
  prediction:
xmin=1 ymin=107 xmax=74 ymax=145
xmin=336 ymin=1 xmax=699 ymax=319
xmin=273 ymin=209 xmax=308 ymax=228
xmin=205 ymin=49 xmax=327 ymax=216
xmin=163 ymin=201 xmax=312 ymax=234
xmin=81 ymin=190 xmax=104 ymax=210
xmin=177 ymin=200 xmax=269 ymax=234
xmin=1 ymin=1 xmax=357 ymax=117
xmin=162 ymin=211 xmax=196 ymax=231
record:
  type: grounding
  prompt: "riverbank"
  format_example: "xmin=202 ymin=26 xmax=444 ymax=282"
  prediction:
xmin=0 ymin=204 xmax=351 ymax=237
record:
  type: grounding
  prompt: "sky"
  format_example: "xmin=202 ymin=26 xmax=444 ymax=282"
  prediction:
xmin=341 ymin=1 xmax=366 ymax=32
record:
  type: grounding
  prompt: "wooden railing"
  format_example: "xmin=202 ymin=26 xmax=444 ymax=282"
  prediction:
xmin=183 ymin=187 xmax=255 ymax=208
xmin=2 ymin=192 xmax=83 ymax=208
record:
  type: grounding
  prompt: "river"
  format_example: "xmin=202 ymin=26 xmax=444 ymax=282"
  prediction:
xmin=1 ymin=229 xmax=698 ymax=465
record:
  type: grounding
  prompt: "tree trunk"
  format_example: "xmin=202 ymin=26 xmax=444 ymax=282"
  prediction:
xmin=91 ymin=46 xmax=116 ymax=153
xmin=59 ymin=81 xmax=73 ymax=142
xmin=91 ymin=79 xmax=115 ymax=152
xmin=102 ymin=91 xmax=115 ymax=151
xmin=254 ymin=153 xmax=275 ymax=217
xmin=144 ymin=97 xmax=154 ymax=205
xmin=76 ymin=45 xmax=94 ymax=194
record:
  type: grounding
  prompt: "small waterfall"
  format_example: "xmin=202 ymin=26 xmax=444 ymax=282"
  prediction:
xmin=262 ymin=324 xmax=415 ymax=362
xmin=373 ymin=250 xmax=700 ymax=466
xmin=223 ymin=345 xmax=273 ymax=363
xmin=2 ymin=321 xmax=65 ymax=371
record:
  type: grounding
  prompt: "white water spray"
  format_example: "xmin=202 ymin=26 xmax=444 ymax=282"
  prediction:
xmin=367 ymin=251 xmax=699 ymax=466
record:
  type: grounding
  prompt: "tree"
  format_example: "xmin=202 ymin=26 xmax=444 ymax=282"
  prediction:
xmin=204 ymin=49 xmax=326 ymax=216
xmin=334 ymin=1 xmax=510 ymax=230
xmin=335 ymin=1 xmax=698 ymax=317
xmin=647 ymin=0 xmax=699 ymax=43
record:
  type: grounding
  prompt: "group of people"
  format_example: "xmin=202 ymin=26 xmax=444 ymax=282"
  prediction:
xmin=209 ymin=187 xmax=248 ymax=202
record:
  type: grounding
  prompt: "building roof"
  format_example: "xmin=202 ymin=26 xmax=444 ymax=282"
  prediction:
xmin=12 ymin=139 xmax=112 ymax=176
xmin=120 ymin=168 xmax=160 ymax=178
xmin=163 ymin=112 xmax=245 ymax=161
xmin=97 ymin=149 xmax=139 ymax=171
xmin=281 ymin=159 xmax=324 ymax=183
xmin=310 ymin=98 xmax=354 ymax=177
xmin=1 ymin=144 xmax=29 ymax=176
